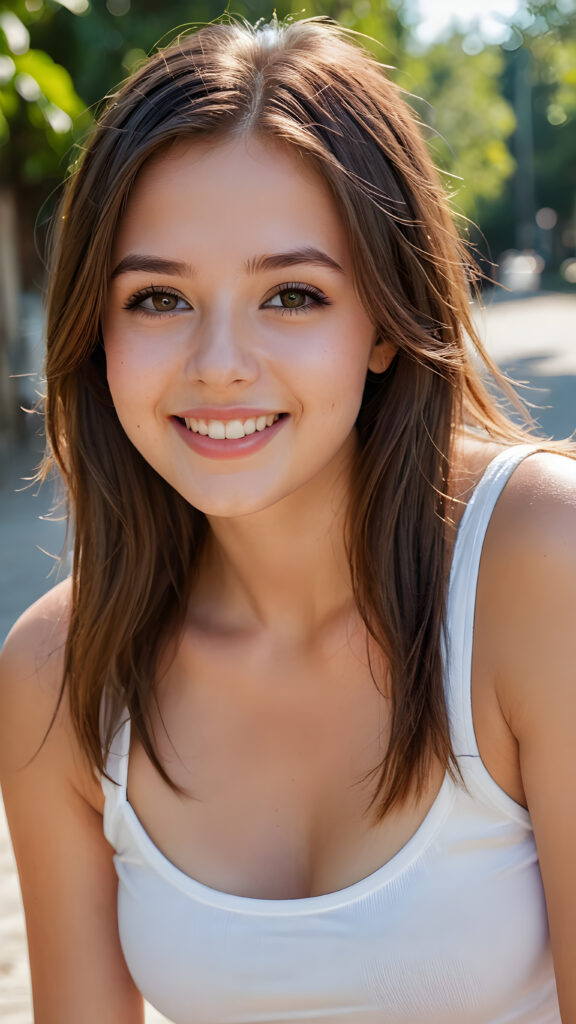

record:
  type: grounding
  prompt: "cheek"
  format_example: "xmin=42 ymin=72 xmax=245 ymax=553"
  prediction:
xmin=313 ymin=331 xmax=372 ymax=421
xmin=102 ymin=320 xmax=129 ymax=388
xmin=104 ymin=326 xmax=162 ymax=400
xmin=103 ymin=339 xmax=158 ymax=446
xmin=102 ymin=316 xmax=192 ymax=421
xmin=104 ymin=348 xmax=134 ymax=415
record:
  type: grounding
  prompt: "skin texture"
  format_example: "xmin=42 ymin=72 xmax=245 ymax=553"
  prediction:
xmin=102 ymin=136 xmax=396 ymax=639
xmin=1 ymin=137 xmax=575 ymax=1023
xmin=103 ymin=137 xmax=393 ymax=523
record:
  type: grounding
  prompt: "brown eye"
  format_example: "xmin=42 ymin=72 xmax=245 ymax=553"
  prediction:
xmin=151 ymin=293 xmax=179 ymax=312
xmin=124 ymin=288 xmax=191 ymax=316
xmin=262 ymin=283 xmax=327 ymax=314
xmin=280 ymin=289 xmax=306 ymax=308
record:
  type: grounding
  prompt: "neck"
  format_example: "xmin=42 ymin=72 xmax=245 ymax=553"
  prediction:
xmin=192 ymin=449 xmax=357 ymax=644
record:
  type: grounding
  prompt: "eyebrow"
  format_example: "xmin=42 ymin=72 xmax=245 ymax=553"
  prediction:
xmin=110 ymin=247 xmax=344 ymax=280
xmin=110 ymin=255 xmax=193 ymax=279
xmin=245 ymin=248 xmax=344 ymax=275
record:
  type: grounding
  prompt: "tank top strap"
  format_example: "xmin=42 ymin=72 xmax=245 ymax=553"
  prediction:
xmin=444 ymin=443 xmax=539 ymax=756
xmin=100 ymin=699 xmax=131 ymax=845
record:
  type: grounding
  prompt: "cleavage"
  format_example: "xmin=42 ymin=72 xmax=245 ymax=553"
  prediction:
xmin=125 ymin=659 xmax=446 ymax=900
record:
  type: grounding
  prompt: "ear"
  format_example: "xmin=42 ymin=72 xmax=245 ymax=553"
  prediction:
xmin=368 ymin=338 xmax=398 ymax=374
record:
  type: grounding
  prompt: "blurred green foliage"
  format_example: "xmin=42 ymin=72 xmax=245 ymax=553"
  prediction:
xmin=401 ymin=41 xmax=516 ymax=221
xmin=1 ymin=0 xmax=575 ymax=280
xmin=0 ymin=3 xmax=89 ymax=185
xmin=472 ymin=0 xmax=576 ymax=258
xmin=527 ymin=4 xmax=576 ymax=221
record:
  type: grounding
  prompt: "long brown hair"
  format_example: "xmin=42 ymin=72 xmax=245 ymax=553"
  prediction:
xmin=43 ymin=15 xmax=571 ymax=818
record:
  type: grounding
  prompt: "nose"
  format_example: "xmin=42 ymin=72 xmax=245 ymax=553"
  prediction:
xmin=186 ymin=312 xmax=259 ymax=391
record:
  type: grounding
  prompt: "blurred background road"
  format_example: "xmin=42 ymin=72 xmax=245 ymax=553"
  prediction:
xmin=1 ymin=0 xmax=575 ymax=1020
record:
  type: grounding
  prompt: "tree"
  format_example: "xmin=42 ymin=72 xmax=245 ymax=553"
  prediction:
xmin=474 ymin=0 xmax=576 ymax=269
xmin=0 ymin=0 xmax=87 ymax=434
xmin=401 ymin=38 xmax=515 ymax=223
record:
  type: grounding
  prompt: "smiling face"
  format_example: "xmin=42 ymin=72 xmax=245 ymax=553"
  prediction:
xmin=102 ymin=135 xmax=393 ymax=519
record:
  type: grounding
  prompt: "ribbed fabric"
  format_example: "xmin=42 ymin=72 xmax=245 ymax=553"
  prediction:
xmin=102 ymin=444 xmax=560 ymax=1024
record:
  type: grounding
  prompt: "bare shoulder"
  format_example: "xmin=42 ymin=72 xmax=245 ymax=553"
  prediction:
xmin=453 ymin=435 xmax=576 ymax=540
xmin=0 ymin=578 xmax=100 ymax=808
xmin=478 ymin=449 xmax=576 ymax=732
xmin=483 ymin=450 xmax=576 ymax=1016
xmin=0 ymin=578 xmax=71 ymax=745
xmin=491 ymin=448 xmax=576 ymax=534
xmin=1 ymin=576 xmax=71 ymax=675
xmin=0 ymin=581 xmax=143 ymax=1020
xmin=482 ymin=449 xmax=576 ymax=588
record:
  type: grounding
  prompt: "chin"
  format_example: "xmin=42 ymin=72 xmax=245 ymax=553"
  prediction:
xmin=180 ymin=477 xmax=311 ymax=521
xmin=173 ymin=486 xmax=283 ymax=520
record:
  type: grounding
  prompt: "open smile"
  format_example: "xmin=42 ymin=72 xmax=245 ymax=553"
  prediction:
xmin=172 ymin=413 xmax=288 ymax=460
xmin=183 ymin=413 xmax=281 ymax=439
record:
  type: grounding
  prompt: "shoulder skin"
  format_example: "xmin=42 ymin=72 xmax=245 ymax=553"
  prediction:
xmin=479 ymin=451 xmax=576 ymax=1020
xmin=0 ymin=580 xmax=143 ymax=1020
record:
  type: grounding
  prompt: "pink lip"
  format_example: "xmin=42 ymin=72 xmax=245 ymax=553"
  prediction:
xmin=176 ymin=407 xmax=282 ymax=422
xmin=172 ymin=414 xmax=287 ymax=460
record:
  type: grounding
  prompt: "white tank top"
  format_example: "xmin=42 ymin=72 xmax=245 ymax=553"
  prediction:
xmin=101 ymin=444 xmax=560 ymax=1024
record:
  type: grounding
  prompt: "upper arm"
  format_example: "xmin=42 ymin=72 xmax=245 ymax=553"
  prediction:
xmin=0 ymin=583 xmax=144 ymax=1024
xmin=488 ymin=453 xmax=576 ymax=1021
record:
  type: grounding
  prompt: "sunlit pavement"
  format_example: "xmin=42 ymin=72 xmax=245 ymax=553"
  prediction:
xmin=473 ymin=290 xmax=576 ymax=440
xmin=0 ymin=289 xmax=575 ymax=1023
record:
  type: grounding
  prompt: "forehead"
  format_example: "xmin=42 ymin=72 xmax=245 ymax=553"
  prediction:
xmin=112 ymin=135 xmax=348 ymax=267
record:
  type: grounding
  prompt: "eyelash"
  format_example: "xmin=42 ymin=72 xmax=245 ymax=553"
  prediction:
xmin=122 ymin=282 xmax=331 ymax=319
xmin=123 ymin=286 xmax=188 ymax=319
xmin=264 ymin=282 xmax=331 ymax=316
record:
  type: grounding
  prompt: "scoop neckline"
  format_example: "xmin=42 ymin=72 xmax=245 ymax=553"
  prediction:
xmin=115 ymin=753 xmax=455 ymax=915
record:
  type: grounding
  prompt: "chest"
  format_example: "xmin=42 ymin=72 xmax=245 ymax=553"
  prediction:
xmin=114 ymin=779 xmax=553 ymax=1024
xmin=126 ymin=624 xmax=446 ymax=899
xmin=124 ymin=580 xmax=524 ymax=902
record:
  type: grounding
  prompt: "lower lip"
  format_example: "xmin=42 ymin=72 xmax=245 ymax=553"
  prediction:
xmin=172 ymin=415 xmax=287 ymax=460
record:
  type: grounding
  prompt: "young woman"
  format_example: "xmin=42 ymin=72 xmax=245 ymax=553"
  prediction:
xmin=1 ymin=16 xmax=575 ymax=1024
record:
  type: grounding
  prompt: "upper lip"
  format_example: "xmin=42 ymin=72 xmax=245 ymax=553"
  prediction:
xmin=175 ymin=408 xmax=284 ymax=421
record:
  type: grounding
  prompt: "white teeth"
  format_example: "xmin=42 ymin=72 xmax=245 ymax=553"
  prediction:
xmin=225 ymin=419 xmax=245 ymax=439
xmin=183 ymin=414 xmax=280 ymax=438
xmin=208 ymin=420 xmax=226 ymax=439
